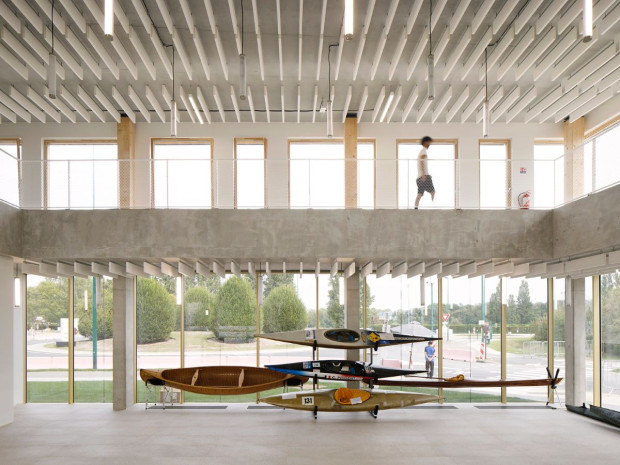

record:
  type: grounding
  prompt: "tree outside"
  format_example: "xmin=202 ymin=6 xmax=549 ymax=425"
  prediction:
xmin=261 ymin=285 xmax=307 ymax=333
xmin=136 ymin=277 xmax=176 ymax=344
xmin=211 ymin=276 xmax=256 ymax=341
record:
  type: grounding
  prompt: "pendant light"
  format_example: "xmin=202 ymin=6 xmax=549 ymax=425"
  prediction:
xmin=48 ymin=0 xmax=57 ymax=99
xmin=239 ymin=0 xmax=247 ymax=100
xmin=104 ymin=0 xmax=114 ymax=38
xmin=482 ymin=48 xmax=489 ymax=138
xmin=583 ymin=0 xmax=593 ymax=42
xmin=427 ymin=0 xmax=434 ymax=101
xmin=327 ymin=44 xmax=338 ymax=137
xmin=344 ymin=0 xmax=354 ymax=40
xmin=171 ymin=45 xmax=177 ymax=137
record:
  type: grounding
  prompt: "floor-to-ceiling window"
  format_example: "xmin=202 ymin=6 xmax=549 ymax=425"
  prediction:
xmin=553 ymin=278 xmax=566 ymax=402
xmin=479 ymin=140 xmax=511 ymax=209
xmin=397 ymin=140 xmax=457 ymax=209
xmin=235 ymin=138 xmax=266 ymax=208
xmin=151 ymin=138 xmax=213 ymax=208
xmin=358 ymin=140 xmax=376 ymax=209
xmin=44 ymin=140 xmax=118 ymax=209
xmin=0 ymin=138 xmax=20 ymax=206
xmin=587 ymin=120 xmax=620 ymax=194
xmin=534 ymin=141 xmax=563 ymax=208
xmin=601 ymin=271 xmax=620 ymax=410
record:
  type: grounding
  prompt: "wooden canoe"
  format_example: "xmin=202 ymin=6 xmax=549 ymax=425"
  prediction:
xmin=370 ymin=377 xmax=563 ymax=389
xmin=261 ymin=388 xmax=440 ymax=413
xmin=258 ymin=328 xmax=439 ymax=349
xmin=139 ymin=366 xmax=308 ymax=396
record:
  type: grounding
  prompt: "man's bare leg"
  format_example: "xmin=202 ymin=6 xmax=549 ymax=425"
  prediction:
xmin=415 ymin=193 xmax=423 ymax=208
xmin=431 ymin=191 xmax=435 ymax=201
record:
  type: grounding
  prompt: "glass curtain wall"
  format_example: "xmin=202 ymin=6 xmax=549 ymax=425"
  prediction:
xmin=505 ymin=277 xmax=549 ymax=402
xmin=585 ymin=278 xmax=594 ymax=405
xmin=358 ymin=141 xmax=375 ymax=209
xmin=601 ymin=271 xmax=620 ymax=410
xmin=553 ymin=278 xmax=566 ymax=401
xmin=74 ymin=276 xmax=113 ymax=403
xmin=533 ymin=142 xmax=563 ymax=208
xmin=235 ymin=138 xmax=266 ymax=208
xmin=479 ymin=141 xmax=510 ymax=209
xmin=590 ymin=122 xmax=620 ymax=193
xmin=26 ymin=275 xmax=69 ymax=402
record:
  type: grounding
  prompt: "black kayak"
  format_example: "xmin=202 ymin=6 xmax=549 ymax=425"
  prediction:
xmin=265 ymin=360 xmax=427 ymax=383
xmin=567 ymin=403 xmax=620 ymax=429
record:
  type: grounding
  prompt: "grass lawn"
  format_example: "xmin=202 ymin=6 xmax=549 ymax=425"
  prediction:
xmin=489 ymin=336 xmax=535 ymax=354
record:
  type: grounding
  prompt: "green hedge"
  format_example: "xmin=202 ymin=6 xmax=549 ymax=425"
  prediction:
xmin=261 ymin=285 xmax=307 ymax=333
xmin=136 ymin=278 xmax=176 ymax=343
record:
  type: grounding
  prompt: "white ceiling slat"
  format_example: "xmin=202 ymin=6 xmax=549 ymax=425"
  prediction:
xmin=11 ymin=0 xmax=43 ymax=33
xmin=179 ymin=0 xmax=195 ymax=32
xmin=297 ymin=85 xmax=301 ymax=123
xmin=129 ymin=27 xmax=156 ymax=81
xmin=180 ymin=87 xmax=196 ymax=123
xmin=461 ymin=86 xmax=485 ymax=123
xmin=341 ymin=85 xmax=352 ymax=123
xmin=524 ymin=86 xmax=562 ymax=122
xmin=334 ymin=25 xmax=345 ymax=80
xmin=298 ymin=0 xmax=303 ymax=81
xmin=10 ymin=85 xmax=44 ymax=122
xmin=514 ymin=0 xmax=544 ymax=34
xmin=149 ymin=29 xmax=173 ymax=81
xmin=0 ymin=26 xmax=45 ymax=80
xmin=532 ymin=27 xmax=577 ymax=81
xmin=42 ymin=27 xmax=83 ymax=79
xmin=432 ymin=26 xmax=450 ymax=63
xmin=476 ymin=86 xmax=504 ymax=123
xmin=145 ymin=86 xmax=165 ymax=123
xmin=80 ymin=0 xmax=102 ymax=28
xmin=128 ymin=85 xmax=152 ymax=123
xmin=431 ymin=86 xmax=452 ymax=123
xmin=113 ymin=0 xmax=130 ymax=34
xmin=247 ymin=86 xmax=255 ymax=123
xmin=497 ymin=27 xmax=535 ymax=80
xmin=264 ymin=86 xmax=270 ymax=123
xmin=550 ymin=30 xmax=598 ymax=81
xmin=385 ymin=85 xmax=402 ymax=123
xmin=109 ymin=32 xmax=138 ymax=81
xmin=472 ymin=0 xmax=494 ymax=35
xmin=94 ymin=86 xmax=121 ymax=123
xmin=58 ymin=0 xmax=86 ymax=33
xmin=227 ymin=0 xmax=242 ymax=55
xmin=172 ymin=28 xmax=193 ymax=81
xmin=312 ymin=85 xmax=318 ymax=123
xmin=406 ymin=27 xmax=428 ymax=80
xmin=155 ymin=0 xmax=174 ymax=36
xmin=230 ymin=85 xmax=241 ymax=123
xmin=22 ymin=27 xmax=65 ymax=80
xmin=370 ymin=0 xmax=400 ymax=80
xmin=449 ymin=0 xmax=470 ymax=34
xmin=597 ymin=65 xmax=620 ymax=94
xmin=130 ymin=0 xmax=151 ymax=29
xmin=66 ymin=27 xmax=102 ymax=80
xmin=460 ymin=27 xmax=492 ymax=80
xmin=0 ymin=101 xmax=17 ymax=123
xmin=583 ymin=52 xmax=620 ymax=91
xmin=388 ymin=27 xmax=408 ymax=81
xmin=506 ymin=86 xmax=537 ymax=123
xmin=491 ymin=86 xmax=515 ymax=123
xmin=196 ymin=87 xmax=212 ymax=124
xmin=370 ymin=86 xmax=386 ymax=123
xmin=112 ymin=87 xmax=136 ymax=124
xmin=536 ymin=0 xmax=569 ymax=34
xmin=352 ymin=0 xmax=375 ymax=80
xmin=357 ymin=86 xmax=368 ymax=123
xmin=193 ymin=29 xmax=211 ymax=81
xmin=446 ymin=86 xmax=469 ymax=123
xmin=416 ymin=96 xmax=433 ymax=123
xmin=564 ymin=44 xmax=616 ymax=93
xmin=401 ymin=85 xmax=419 ymax=123
xmin=479 ymin=27 xmax=514 ymax=79
xmin=600 ymin=2 xmax=620 ymax=35
xmin=77 ymin=85 xmax=105 ymax=123
xmin=251 ymin=0 xmax=265 ymax=81
xmin=538 ymin=87 xmax=579 ymax=122
xmin=204 ymin=0 xmax=229 ymax=81
xmin=430 ymin=0 xmax=447 ymax=32
xmin=0 ymin=42 xmax=28 ymax=79
xmin=213 ymin=85 xmax=226 ymax=122
xmin=515 ymin=26 xmax=556 ymax=81
xmin=0 ymin=2 xmax=21 ymax=33
xmin=26 ymin=87 xmax=60 ymax=123
xmin=568 ymin=87 xmax=615 ymax=123
xmin=86 ymin=26 xmax=120 ymax=80
xmin=276 ymin=0 xmax=283 ymax=81
xmin=493 ymin=0 xmax=520 ymax=35
xmin=443 ymin=27 xmax=471 ymax=80
xmin=59 ymin=85 xmax=89 ymax=122
xmin=554 ymin=87 xmax=597 ymax=123
xmin=557 ymin=0 xmax=582 ymax=35
xmin=280 ymin=85 xmax=285 ymax=123
xmin=315 ymin=0 xmax=327 ymax=81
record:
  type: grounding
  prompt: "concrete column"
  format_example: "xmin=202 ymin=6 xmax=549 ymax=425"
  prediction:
xmin=565 ymin=277 xmax=586 ymax=406
xmin=563 ymin=117 xmax=585 ymax=203
xmin=344 ymin=271 xmax=360 ymax=370
xmin=113 ymin=276 xmax=135 ymax=410
xmin=0 ymin=256 xmax=15 ymax=426
xmin=344 ymin=115 xmax=358 ymax=209
xmin=118 ymin=116 xmax=136 ymax=209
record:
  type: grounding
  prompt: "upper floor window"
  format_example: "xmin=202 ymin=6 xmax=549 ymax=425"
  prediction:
xmin=479 ymin=140 xmax=511 ymax=209
xmin=397 ymin=139 xmax=457 ymax=209
xmin=44 ymin=140 xmax=117 ymax=209
xmin=235 ymin=138 xmax=266 ymax=208
xmin=586 ymin=120 xmax=620 ymax=194
xmin=0 ymin=138 xmax=20 ymax=207
xmin=357 ymin=141 xmax=375 ymax=209
xmin=534 ymin=141 xmax=563 ymax=208
xmin=152 ymin=138 xmax=213 ymax=208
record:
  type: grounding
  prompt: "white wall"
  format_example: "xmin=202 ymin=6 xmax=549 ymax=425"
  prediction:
xmin=0 ymin=256 xmax=15 ymax=426
xmin=0 ymin=120 xmax=561 ymax=209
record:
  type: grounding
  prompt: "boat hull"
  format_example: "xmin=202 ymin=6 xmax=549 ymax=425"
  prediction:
xmin=266 ymin=360 xmax=427 ymax=382
xmin=371 ymin=377 xmax=563 ymax=388
xmin=259 ymin=328 xmax=439 ymax=349
xmin=262 ymin=388 xmax=440 ymax=412
xmin=139 ymin=366 xmax=307 ymax=396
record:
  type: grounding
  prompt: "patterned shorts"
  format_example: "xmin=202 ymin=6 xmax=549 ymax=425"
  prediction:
xmin=416 ymin=175 xmax=435 ymax=194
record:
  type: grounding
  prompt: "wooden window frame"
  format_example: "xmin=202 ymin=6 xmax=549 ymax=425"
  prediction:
xmin=43 ymin=139 xmax=117 ymax=209
xmin=150 ymin=137 xmax=215 ymax=208
xmin=233 ymin=137 xmax=267 ymax=208
xmin=0 ymin=138 xmax=22 ymax=207
xmin=478 ymin=139 xmax=512 ymax=208
xmin=396 ymin=138 xmax=459 ymax=209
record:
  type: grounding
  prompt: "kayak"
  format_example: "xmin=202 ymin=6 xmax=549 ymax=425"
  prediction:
xmin=266 ymin=360 xmax=427 ymax=382
xmin=371 ymin=376 xmax=564 ymax=389
xmin=258 ymin=328 xmax=439 ymax=349
xmin=139 ymin=366 xmax=307 ymax=396
xmin=262 ymin=387 xmax=440 ymax=417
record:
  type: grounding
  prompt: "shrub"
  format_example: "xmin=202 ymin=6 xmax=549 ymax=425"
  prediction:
xmin=136 ymin=278 xmax=176 ymax=343
xmin=185 ymin=287 xmax=213 ymax=329
xmin=262 ymin=285 xmax=307 ymax=333
xmin=212 ymin=277 xmax=256 ymax=340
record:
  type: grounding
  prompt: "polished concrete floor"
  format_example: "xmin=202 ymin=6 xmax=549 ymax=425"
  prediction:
xmin=1 ymin=403 xmax=619 ymax=465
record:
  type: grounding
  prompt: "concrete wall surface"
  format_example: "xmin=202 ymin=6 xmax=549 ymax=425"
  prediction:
xmin=0 ymin=256 xmax=15 ymax=426
xmin=20 ymin=208 xmax=553 ymax=262
xmin=0 ymin=202 xmax=22 ymax=257
xmin=553 ymin=184 xmax=620 ymax=258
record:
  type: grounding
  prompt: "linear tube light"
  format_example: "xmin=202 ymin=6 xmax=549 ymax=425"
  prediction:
xmin=239 ymin=53 xmax=247 ymax=100
xmin=379 ymin=90 xmax=395 ymax=123
xmin=344 ymin=0 xmax=354 ymax=40
xmin=427 ymin=54 xmax=434 ymax=100
xmin=583 ymin=0 xmax=593 ymax=42
xmin=482 ymin=100 xmax=489 ymax=137
xmin=105 ymin=0 xmax=114 ymax=38
xmin=188 ymin=93 xmax=203 ymax=124
xmin=48 ymin=53 xmax=57 ymax=99
xmin=326 ymin=99 xmax=333 ymax=137
xmin=170 ymin=100 xmax=177 ymax=136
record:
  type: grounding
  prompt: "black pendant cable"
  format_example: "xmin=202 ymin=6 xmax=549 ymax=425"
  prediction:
xmin=427 ymin=0 xmax=434 ymax=101
xmin=48 ymin=0 xmax=58 ymax=99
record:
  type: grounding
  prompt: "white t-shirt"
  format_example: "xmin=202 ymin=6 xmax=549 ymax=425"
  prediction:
xmin=418 ymin=147 xmax=428 ymax=177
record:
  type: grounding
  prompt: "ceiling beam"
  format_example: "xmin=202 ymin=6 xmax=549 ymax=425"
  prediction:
xmin=94 ymin=86 xmax=121 ymax=123
xmin=443 ymin=27 xmax=471 ymax=80
xmin=506 ymin=86 xmax=537 ymax=123
xmin=205 ymin=0 xmax=229 ymax=81
xmin=497 ymin=27 xmax=535 ymax=80
xmin=446 ymin=86 xmax=469 ymax=123
xmin=213 ymin=85 xmax=225 ymax=122
xmin=128 ymin=85 xmax=151 ymax=123
xmin=315 ymin=0 xmax=327 ymax=81
xmin=128 ymin=27 xmax=156 ymax=81
xmin=536 ymin=0 xmax=568 ymax=34
xmin=515 ymin=0 xmax=544 ymax=34
xmin=264 ymin=86 xmax=270 ymax=123
xmin=251 ymin=0 xmax=265 ymax=80
xmin=524 ymin=86 xmax=562 ymax=123
xmin=401 ymin=85 xmax=419 ymax=123
xmin=193 ymin=28 xmax=211 ymax=80
xmin=86 ymin=26 xmax=120 ymax=80
xmin=385 ymin=86 xmax=402 ymax=123
xmin=77 ymin=86 xmax=105 ymax=122
xmin=515 ymin=26 xmax=556 ymax=80
xmin=59 ymin=86 xmax=89 ymax=122
xmin=472 ymin=0 xmax=494 ymax=35
xmin=276 ymin=0 xmax=283 ymax=81
xmin=26 ymin=87 xmax=60 ymax=123
xmin=112 ymin=87 xmax=136 ymax=124
xmin=431 ymin=86 xmax=452 ymax=123
xmin=406 ymin=27 xmax=428 ymax=81
xmin=298 ymin=0 xmax=303 ymax=81
xmin=145 ymin=86 xmax=165 ymax=123
xmin=357 ymin=85 xmax=369 ymax=123
xmin=196 ymin=87 xmax=212 ymax=124
xmin=247 ymin=86 xmax=255 ymax=123
xmin=352 ymin=0 xmax=375 ymax=80
xmin=341 ymin=86 xmax=352 ymax=123
xmin=371 ymin=86 xmax=386 ymax=123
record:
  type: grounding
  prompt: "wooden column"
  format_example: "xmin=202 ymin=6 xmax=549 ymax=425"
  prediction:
xmin=563 ymin=117 xmax=585 ymax=203
xmin=344 ymin=115 xmax=358 ymax=209
xmin=117 ymin=116 xmax=136 ymax=209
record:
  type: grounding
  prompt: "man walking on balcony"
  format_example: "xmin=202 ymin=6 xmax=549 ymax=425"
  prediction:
xmin=415 ymin=136 xmax=435 ymax=209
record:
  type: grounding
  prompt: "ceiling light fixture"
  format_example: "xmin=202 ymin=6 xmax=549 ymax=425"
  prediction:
xmin=482 ymin=48 xmax=489 ymax=137
xmin=327 ymin=43 xmax=339 ymax=137
xmin=239 ymin=0 xmax=247 ymax=100
xmin=170 ymin=45 xmax=177 ymax=137
xmin=104 ymin=0 xmax=114 ymax=38
xmin=582 ymin=0 xmax=593 ymax=42
xmin=344 ymin=0 xmax=354 ymax=40
xmin=427 ymin=0 xmax=434 ymax=101
xmin=48 ymin=0 xmax=57 ymax=99
xmin=379 ymin=88 xmax=395 ymax=123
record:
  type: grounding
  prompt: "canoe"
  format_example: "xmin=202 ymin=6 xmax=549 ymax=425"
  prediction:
xmin=139 ymin=366 xmax=308 ymax=396
xmin=567 ymin=404 xmax=620 ymax=428
xmin=258 ymin=328 xmax=439 ymax=349
xmin=370 ymin=376 xmax=563 ymax=389
xmin=262 ymin=387 xmax=440 ymax=415
xmin=266 ymin=360 xmax=427 ymax=382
